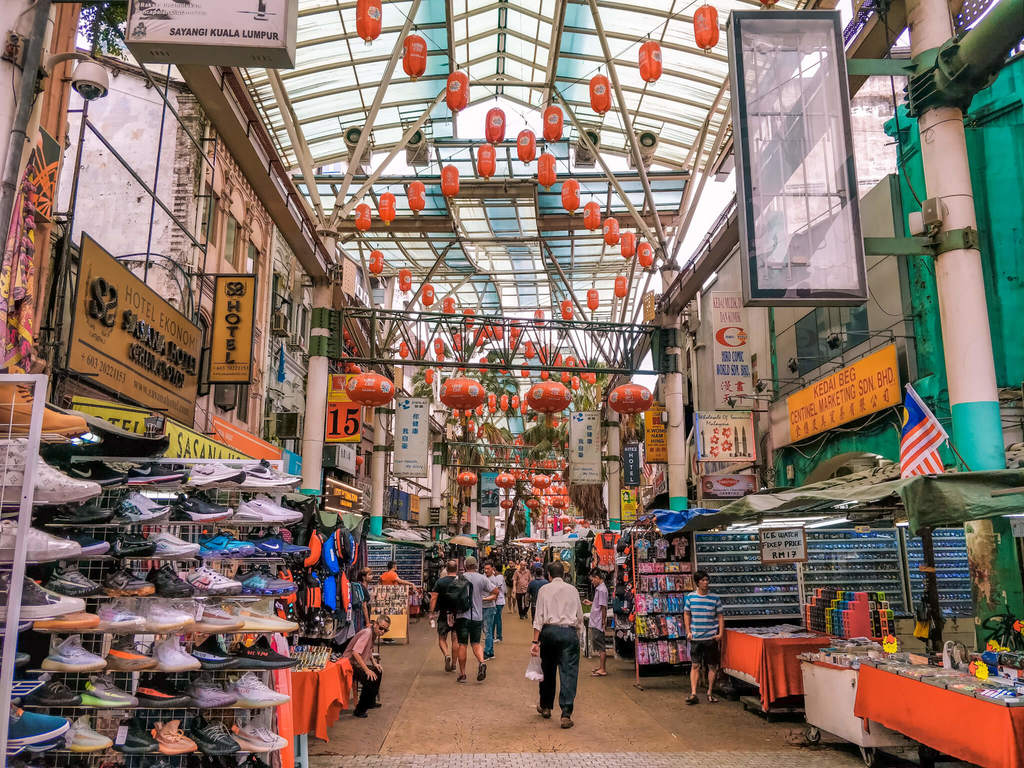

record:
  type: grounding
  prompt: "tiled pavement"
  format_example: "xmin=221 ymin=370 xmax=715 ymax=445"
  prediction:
xmin=329 ymin=751 xmax=866 ymax=767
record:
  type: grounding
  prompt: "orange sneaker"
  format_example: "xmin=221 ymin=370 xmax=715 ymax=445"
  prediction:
xmin=152 ymin=720 xmax=197 ymax=755
xmin=33 ymin=611 xmax=101 ymax=633
xmin=105 ymin=638 xmax=157 ymax=671
xmin=0 ymin=384 xmax=87 ymax=437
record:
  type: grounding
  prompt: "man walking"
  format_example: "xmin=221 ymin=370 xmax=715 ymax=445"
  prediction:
xmin=683 ymin=569 xmax=724 ymax=705
xmin=481 ymin=562 xmax=500 ymax=660
xmin=583 ymin=569 xmax=609 ymax=677
xmin=531 ymin=561 xmax=584 ymax=729
xmin=429 ymin=560 xmax=459 ymax=672
xmin=455 ymin=556 xmax=498 ymax=683
xmin=527 ymin=565 xmax=547 ymax=622
xmin=513 ymin=562 xmax=531 ymax=619
xmin=488 ymin=562 xmax=506 ymax=644
xmin=344 ymin=615 xmax=391 ymax=718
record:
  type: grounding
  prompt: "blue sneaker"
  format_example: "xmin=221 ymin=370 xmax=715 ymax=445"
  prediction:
xmin=239 ymin=570 xmax=298 ymax=597
xmin=198 ymin=534 xmax=256 ymax=559
xmin=9 ymin=707 xmax=69 ymax=746
xmin=251 ymin=537 xmax=311 ymax=558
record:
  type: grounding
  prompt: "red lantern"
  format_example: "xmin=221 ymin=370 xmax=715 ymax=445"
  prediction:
xmin=500 ymin=499 xmax=514 ymax=511
xmin=442 ymin=296 xmax=456 ymax=314
xmin=422 ymin=283 xmax=435 ymax=306
xmin=446 ymin=71 xmax=469 ymax=112
xmin=560 ymin=300 xmax=573 ymax=321
xmin=425 ymin=368 xmax=435 ymax=384
xmin=368 ymin=249 xmax=384 ymax=275
xmin=477 ymin=143 xmax=496 ymax=179
xmin=378 ymin=192 xmax=396 ymax=225
xmin=590 ymin=74 xmax=611 ymax=114
xmin=532 ymin=473 xmax=551 ymax=489
xmin=346 ymin=372 xmax=395 ymax=406
xmin=517 ymin=130 xmax=537 ymax=164
xmin=402 ymin=34 xmax=427 ymax=80
xmin=498 ymin=394 xmax=508 ymax=412
xmin=543 ymin=105 xmax=563 ymax=142
xmin=527 ymin=381 xmax=571 ymax=413
xmin=561 ymin=371 xmax=571 ymax=384
xmin=356 ymin=0 xmax=382 ymax=43
xmin=693 ymin=5 xmax=720 ymax=52
xmin=496 ymin=471 xmax=515 ymax=489
xmin=418 ymin=341 xmax=427 ymax=357
xmin=434 ymin=338 xmax=445 ymax=357
xmin=441 ymin=164 xmax=459 ymax=197
xmin=615 ymin=275 xmax=628 ymax=298
xmin=561 ymin=179 xmax=580 ymax=213
xmin=457 ymin=471 xmax=478 ymax=488
xmin=399 ymin=342 xmax=409 ymax=359
xmin=467 ymin=421 xmax=476 ymax=436
xmin=638 ymin=241 xmax=654 ymax=268
xmin=526 ymin=498 xmax=540 ymax=510
xmin=608 ymin=383 xmax=654 ymax=414
xmin=399 ymin=268 xmax=412 ymax=292
xmin=407 ymin=180 xmax=426 ymax=213
xmin=475 ymin=404 xmax=484 ymax=417
xmin=485 ymin=107 xmax=506 ymax=144
xmin=620 ymin=231 xmax=636 ymax=259
xmin=587 ymin=288 xmax=599 ymax=311
xmin=356 ymin=454 xmax=365 ymax=468
xmin=639 ymin=40 xmax=663 ymax=83
xmin=524 ymin=340 xmax=535 ymax=359
xmin=440 ymin=377 xmax=486 ymax=410
xmin=603 ymin=217 xmax=620 ymax=245
xmin=355 ymin=203 xmax=371 ymax=232
xmin=583 ymin=201 xmax=601 ymax=230
xmin=538 ymin=152 xmax=556 ymax=189
xmin=571 ymin=376 xmax=580 ymax=391
xmin=487 ymin=393 xmax=497 ymax=411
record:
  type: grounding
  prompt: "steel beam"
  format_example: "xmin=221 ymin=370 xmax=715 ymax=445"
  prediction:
xmin=267 ymin=70 xmax=325 ymax=222
xmin=542 ymin=0 xmax=567 ymax=105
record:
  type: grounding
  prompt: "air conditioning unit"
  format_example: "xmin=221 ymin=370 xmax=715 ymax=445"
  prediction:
xmin=574 ymin=128 xmax=601 ymax=168
xmin=213 ymin=385 xmax=236 ymax=411
xmin=322 ymin=445 xmax=338 ymax=468
xmin=405 ymin=129 xmax=429 ymax=167
xmin=343 ymin=126 xmax=371 ymax=169
xmin=629 ymin=130 xmax=658 ymax=169
xmin=271 ymin=311 xmax=290 ymax=337
xmin=288 ymin=331 xmax=305 ymax=350
xmin=276 ymin=412 xmax=303 ymax=439
xmin=263 ymin=415 xmax=277 ymax=440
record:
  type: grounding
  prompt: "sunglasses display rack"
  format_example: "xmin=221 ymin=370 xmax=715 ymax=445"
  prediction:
xmin=802 ymin=529 xmax=908 ymax=615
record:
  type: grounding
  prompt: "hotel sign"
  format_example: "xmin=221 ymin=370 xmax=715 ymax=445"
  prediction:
xmin=209 ymin=274 xmax=256 ymax=384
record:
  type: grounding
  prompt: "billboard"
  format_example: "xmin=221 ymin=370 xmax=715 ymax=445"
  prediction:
xmin=209 ymin=274 xmax=257 ymax=384
xmin=710 ymin=292 xmax=753 ymax=408
xmin=695 ymin=411 xmax=756 ymax=462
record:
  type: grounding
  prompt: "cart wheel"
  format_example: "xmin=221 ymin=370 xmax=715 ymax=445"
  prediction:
xmin=804 ymin=727 xmax=821 ymax=745
xmin=859 ymin=746 xmax=879 ymax=767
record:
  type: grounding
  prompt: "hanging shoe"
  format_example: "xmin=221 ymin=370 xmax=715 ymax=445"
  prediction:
xmin=0 ymin=383 xmax=88 ymax=437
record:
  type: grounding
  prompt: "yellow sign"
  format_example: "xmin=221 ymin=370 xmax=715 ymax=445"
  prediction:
xmin=786 ymin=345 xmax=900 ymax=443
xmin=209 ymin=274 xmax=257 ymax=384
xmin=410 ymin=493 xmax=421 ymax=521
xmin=68 ymin=234 xmax=201 ymax=424
xmin=621 ymin=488 xmax=638 ymax=525
xmin=644 ymin=404 xmax=667 ymax=463
xmin=642 ymin=292 xmax=657 ymax=324
xmin=326 ymin=374 xmax=361 ymax=443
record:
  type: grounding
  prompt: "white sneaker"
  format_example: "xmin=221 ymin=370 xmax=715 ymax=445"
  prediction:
xmin=239 ymin=460 xmax=300 ymax=489
xmin=232 ymin=720 xmax=287 ymax=752
xmin=143 ymin=601 xmax=195 ymax=634
xmin=96 ymin=599 xmax=146 ymax=633
xmin=66 ymin=715 xmax=113 ymax=753
xmin=234 ymin=495 xmax=303 ymax=524
xmin=114 ymin=492 xmax=170 ymax=523
xmin=155 ymin=635 xmax=201 ymax=672
xmin=188 ymin=463 xmax=246 ymax=487
xmin=0 ymin=520 xmax=82 ymax=563
xmin=0 ymin=441 xmax=102 ymax=505
xmin=150 ymin=531 xmax=200 ymax=558
xmin=186 ymin=566 xmax=242 ymax=596
xmin=42 ymin=635 xmax=106 ymax=672
xmin=231 ymin=672 xmax=290 ymax=707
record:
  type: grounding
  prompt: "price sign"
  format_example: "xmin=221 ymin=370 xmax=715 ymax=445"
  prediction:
xmin=326 ymin=374 xmax=361 ymax=443
xmin=759 ymin=526 xmax=807 ymax=564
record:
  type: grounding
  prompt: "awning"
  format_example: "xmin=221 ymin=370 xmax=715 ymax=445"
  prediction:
xmin=210 ymin=415 xmax=281 ymax=461
xmin=366 ymin=533 xmax=433 ymax=550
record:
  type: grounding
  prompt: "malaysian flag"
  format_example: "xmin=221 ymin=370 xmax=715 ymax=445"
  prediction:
xmin=900 ymin=384 xmax=948 ymax=478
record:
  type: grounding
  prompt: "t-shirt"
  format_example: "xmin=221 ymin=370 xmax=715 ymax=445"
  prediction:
xmin=380 ymin=570 xmax=399 ymax=584
xmin=456 ymin=571 xmax=493 ymax=622
xmin=588 ymin=582 xmax=609 ymax=631
xmin=490 ymin=574 xmax=506 ymax=606
xmin=684 ymin=592 xmax=724 ymax=641
xmin=343 ymin=627 xmax=374 ymax=664
xmin=431 ymin=575 xmax=457 ymax=617
xmin=527 ymin=577 xmax=547 ymax=603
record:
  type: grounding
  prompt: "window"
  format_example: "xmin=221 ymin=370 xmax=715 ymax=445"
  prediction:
xmin=245 ymin=241 xmax=258 ymax=274
xmin=794 ymin=305 xmax=871 ymax=375
xmin=224 ymin=215 xmax=239 ymax=267
xmin=201 ymin=194 xmax=219 ymax=247
xmin=197 ymin=316 xmax=211 ymax=397
xmin=236 ymin=385 xmax=249 ymax=423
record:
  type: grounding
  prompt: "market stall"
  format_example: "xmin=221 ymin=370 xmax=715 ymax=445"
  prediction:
xmin=721 ymin=626 xmax=830 ymax=712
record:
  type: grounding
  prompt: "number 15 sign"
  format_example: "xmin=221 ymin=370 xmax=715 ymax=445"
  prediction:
xmin=326 ymin=374 xmax=361 ymax=443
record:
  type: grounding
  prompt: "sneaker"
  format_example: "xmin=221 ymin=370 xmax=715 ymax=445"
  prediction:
xmin=147 ymin=564 xmax=195 ymax=598
xmin=126 ymin=463 xmax=187 ymax=485
xmin=250 ymin=536 xmax=311 ymax=558
xmin=135 ymin=676 xmax=195 ymax=709
xmin=42 ymin=635 xmax=106 ymax=672
xmin=151 ymin=719 xmax=197 ymax=755
xmin=234 ymin=496 xmax=303 ymax=524
xmin=235 ymin=606 xmax=299 ymax=634
xmin=66 ymin=461 xmax=127 ymax=487
xmin=199 ymin=534 xmax=256 ymax=559
xmin=31 ymin=454 xmax=102 ymax=505
xmin=0 ymin=574 xmax=86 ymax=619
xmin=113 ymin=717 xmax=158 ymax=754
xmin=80 ymin=674 xmax=137 ymax=708
xmin=33 ymin=611 xmax=101 ymax=633
xmin=111 ymin=533 xmax=156 ymax=559
xmin=191 ymin=603 xmax=245 ymax=633
xmin=186 ymin=673 xmax=239 ymax=708
xmin=232 ymin=721 xmax=287 ymax=752
xmin=188 ymin=715 xmax=240 ymax=755
xmin=155 ymin=635 xmax=201 ymax=672
xmin=191 ymin=635 xmax=239 ymax=670
xmin=239 ymin=460 xmax=300 ymax=489
xmin=69 ymin=534 xmax=110 ymax=557
xmin=45 ymin=501 xmax=114 ymax=525
xmin=150 ymin=531 xmax=200 ymax=559
xmin=113 ymin=493 xmax=170 ymax=524
xmin=103 ymin=567 xmax=155 ymax=597
xmin=22 ymin=676 xmax=82 ymax=707
xmin=238 ymin=569 xmax=297 ymax=597
xmin=187 ymin=567 xmax=242 ymax=596
xmin=170 ymin=494 xmax=232 ymax=523
xmin=67 ymin=715 xmax=113 ymax=753
xmin=142 ymin=601 xmax=195 ymax=633
xmin=105 ymin=637 xmax=157 ymax=671
xmin=95 ymin=600 xmax=147 ymax=633
xmin=232 ymin=636 xmax=297 ymax=670
xmin=0 ymin=383 xmax=88 ymax=437
xmin=231 ymin=672 xmax=290 ymax=707
xmin=45 ymin=565 xmax=102 ymax=597
xmin=0 ymin=520 xmax=83 ymax=562
xmin=187 ymin=463 xmax=246 ymax=487
xmin=8 ymin=706 xmax=70 ymax=746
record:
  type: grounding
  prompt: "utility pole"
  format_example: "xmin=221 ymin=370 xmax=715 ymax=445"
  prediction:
xmin=605 ymin=410 xmax=621 ymax=530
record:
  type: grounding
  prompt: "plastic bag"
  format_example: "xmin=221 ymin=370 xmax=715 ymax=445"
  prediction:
xmin=525 ymin=655 xmax=544 ymax=681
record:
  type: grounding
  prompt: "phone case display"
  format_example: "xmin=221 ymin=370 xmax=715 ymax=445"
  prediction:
xmin=803 ymin=529 xmax=908 ymax=616
xmin=805 ymin=588 xmax=895 ymax=638
xmin=694 ymin=533 xmax=801 ymax=619
xmin=630 ymin=532 xmax=694 ymax=667
xmin=906 ymin=528 xmax=972 ymax=618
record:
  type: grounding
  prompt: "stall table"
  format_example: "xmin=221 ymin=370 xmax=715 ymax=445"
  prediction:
xmin=289 ymin=658 xmax=354 ymax=742
xmin=721 ymin=629 xmax=830 ymax=712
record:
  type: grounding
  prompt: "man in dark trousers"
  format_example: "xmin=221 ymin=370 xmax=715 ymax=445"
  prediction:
xmin=344 ymin=615 xmax=390 ymax=717
xmin=531 ymin=560 xmax=584 ymax=729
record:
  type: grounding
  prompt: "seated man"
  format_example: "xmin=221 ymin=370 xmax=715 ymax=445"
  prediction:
xmin=343 ymin=615 xmax=391 ymax=717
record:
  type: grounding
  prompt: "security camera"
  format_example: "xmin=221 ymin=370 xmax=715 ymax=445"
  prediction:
xmin=71 ymin=60 xmax=109 ymax=101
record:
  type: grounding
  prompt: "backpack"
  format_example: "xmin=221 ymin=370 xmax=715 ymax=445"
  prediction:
xmin=439 ymin=576 xmax=472 ymax=614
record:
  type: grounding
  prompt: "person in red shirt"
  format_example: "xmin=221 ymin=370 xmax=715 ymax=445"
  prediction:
xmin=344 ymin=615 xmax=391 ymax=717
xmin=378 ymin=561 xmax=415 ymax=588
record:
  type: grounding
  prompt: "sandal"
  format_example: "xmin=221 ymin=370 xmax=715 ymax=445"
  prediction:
xmin=591 ymin=670 xmax=607 ymax=677
xmin=707 ymin=694 xmax=719 ymax=703
xmin=685 ymin=695 xmax=698 ymax=705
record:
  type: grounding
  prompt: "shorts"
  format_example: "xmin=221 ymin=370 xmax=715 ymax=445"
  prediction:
xmin=588 ymin=626 xmax=606 ymax=654
xmin=689 ymin=638 xmax=720 ymax=669
xmin=437 ymin=615 xmax=453 ymax=636
xmin=454 ymin=618 xmax=483 ymax=645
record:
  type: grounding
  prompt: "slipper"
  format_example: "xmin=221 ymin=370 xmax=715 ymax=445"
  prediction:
xmin=707 ymin=694 xmax=719 ymax=703
xmin=685 ymin=695 xmax=698 ymax=705
xmin=591 ymin=670 xmax=607 ymax=677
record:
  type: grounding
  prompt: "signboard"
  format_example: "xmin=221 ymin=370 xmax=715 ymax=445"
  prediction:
xmin=622 ymin=442 xmax=641 ymax=487
xmin=325 ymin=373 xmax=360 ymax=443
xmin=621 ymin=488 xmax=638 ymax=526
xmin=410 ymin=493 xmax=421 ymax=523
xmin=711 ymin=292 xmax=753 ymax=408
xmin=393 ymin=397 xmax=429 ymax=477
xmin=786 ymin=344 xmax=900 ymax=443
xmin=68 ymin=234 xmax=200 ymax=424
xmin=701 ymin=474 xmax=757 ymax=499
xmin=126 ymin=0 xmax=298 ymax=69
xmin=209 ymin=274 xmax=257 ymax=384
xmin=336 ymin=443 xmax=357 ymax=474
xmin=695 ymin=411 xmax=756 ymax=462
xmin=480 ymin=472 xmax=499 ymax=517
xmin=569 ymin=411 xmax=601 ymax=484
xmin=210 ymin=414 xmax=280 ymax=460
xmin=759 ymin=527 xmax=807 ymax=564
xmin=643 ymin=404 xmax=667 ymax=463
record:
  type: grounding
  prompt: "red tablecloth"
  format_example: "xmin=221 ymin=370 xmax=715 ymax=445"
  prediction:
xmin=854 ymin=664 xmax=1024 ymax=768
xmin=289 ymin=658 xmax=354 ymax=742
xmin=721 ymin=629 xmax=830 ymax=711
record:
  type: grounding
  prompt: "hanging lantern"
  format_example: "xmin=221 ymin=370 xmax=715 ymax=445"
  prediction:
xmin=496 ymin=471 xmax=515 ymax=490
xmin=524 ymin=340 xmax=536 ymax=359
xmin=603 ymin=217 xmax=620 ymax=246
xmin=571 ymin=376 xmax=580 ymax=391
xmin=441 ymin=164 xmax=459 ymax=197
xmin=475 ymin=404 xmax=484 ymax=417
xmin=467 ymin=421 xmax=476 ymax=437
xmin=527 ymin=381 xmax=571 ymax=413
xmin=399 ymin=268 xmax=412 ymax=292
xmin=434 ymin=338 xmax=445 ymax=357
xmin=693 ymin=4 xmax=720 ymax=52
xmin=560 ymin=300 xmax=573 ymax=321
xmin=532 ymin=473 xmax=551 ymax=489
xmin=424 ymin=368 xmax=435 ymax=385
xmin=485 ymin=107 xmax=506 ymax=144
xmin=407 ymin=180 xmax=426 ymax=214
xmin=378 ymin=192 xmax=396 ymax=225
xmin=355 ymin=203 xmax=372 ymax=232
xmin=542 ymin=105 xmax=563 ymax=142
xmin=446 ymin=70 xmax=470 ymax=112
xmin=418 ymin=341 xmax=427 ymax=357
xmin=589 ymin=74 xmax=611 ymax=114
xmin=615 ymin=275 xmax=628 ymax=298
xmin=477 ymin=143 xmax=496 ymax=179
xmin=587 ymin=288 xmax=599 ymax=311
xmin=638 ymin=241 xmax=654 ymax=268
xmin=356 ymin=0 xmax=383 ymax=43
xmin=356 ymin=453 xmax=365 ymax=468
xmin=621 ymin=232 xmax=636 ymax=259
xmin=491 ymin=325 xmax=504 ymax=342
xmin=422 ymin=283 xmax=435 ymax=306
xmin=368 ymin=249 xmax=384 ymax=275
xmin=402 ymin=34 xmax=427 ymax=79
xmin=500 ymin=499 xmax=514 ymax=511
xmin=500 ymin=394 xmax=509 ymax=412
xmin=583 ymin=201 xmax=601 ymax=231
xmin=440 ymin=377 xmax=486 ymax=410
xmin=638 ymin=40 xmax=663 ymax=82
xmin=487 ymin=393 xmax=497 ymax=411
xmin=453 ymin=335 xmax=463 ymax=352
xmin=561 ymin=371 xmax=571 ymax=384
xmin=517 ymin=129 xmax=537 ymax=164
xmin=399 ymin=342 xmax=409 ymax=359
xmin=457 ymin=471 xmax=478 ymax=488
xmin=511 ymin=395 xmax=520 ymax=410
xmin=442 ymin=296 xmax=456 ymax=314
xmin=534 ymin=309 xmax=545 ymax=323
xmin=608 ymin=383 xmax=654 ymax=414
xmin=561 ymin=179 xmax=580 ymax=213
xmin=526 ymin=498 xmax=540 ymax=510
xmin=346 ymin=372 xmax=395 ymax=406
xmin=537 ymin=152 xmax=556 ymax=189
xmin=540 ymin=370 xmax=550 ymax=381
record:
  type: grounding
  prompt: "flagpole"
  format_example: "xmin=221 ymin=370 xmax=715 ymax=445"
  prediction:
xmin=946 ymin=440 xmax=972 ymax=473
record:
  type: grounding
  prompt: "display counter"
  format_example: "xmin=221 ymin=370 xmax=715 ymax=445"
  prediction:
xmin=290 ymin=657 xmax=355 ymax=741
xmin=721 ymin=627 xmax=830 ymax=711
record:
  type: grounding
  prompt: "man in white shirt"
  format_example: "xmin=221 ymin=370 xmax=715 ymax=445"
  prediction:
xmin=530 ymin=560 xmax=584 ymax=729
xmin=583 ymin=568 xmax=609 ymax=677
xmin=481 ymin=562 xmax=501 ymax=660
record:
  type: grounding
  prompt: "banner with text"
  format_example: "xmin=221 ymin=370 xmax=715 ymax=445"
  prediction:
xmin=480 ymin=472 xmax=499 ymax=517
xmin=701 ymin=474 xmax=757 ymax=499
xmin=711 ymin=291 xmax=753 ymax=408
xmin=569 ymin=411 xmax=601 ymax=484
xmin=622 ymin=442 xmax=641 ymax=487
xmin=695 ymin=411 xmax=756 ymax=462
xmin=325 ymin=374 xmax=361 ymax=443
xmin=643 ymin=404 xmax=667 ymax=463
xmin=209 ymin=274 xmax=257 ymax=384
xmin=621 ymin=488 xmax=639 ymax=526
xmin=393 ymin=397 xmax=429 ymax=477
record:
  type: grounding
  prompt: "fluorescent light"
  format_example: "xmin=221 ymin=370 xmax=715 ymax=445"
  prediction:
xmin=761 ymin=516 xmax=827 ymax=525
xmin=896 ymin=521 xmax=909 ymax=527
xmin=805 ymin=517 xmax=850 ymax=529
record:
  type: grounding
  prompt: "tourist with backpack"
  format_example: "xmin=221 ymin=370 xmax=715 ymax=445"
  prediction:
xmin=454 ymin=556 xmax=498 ymax=683
xmin=428 ymin=560 xmax=460 ymax=672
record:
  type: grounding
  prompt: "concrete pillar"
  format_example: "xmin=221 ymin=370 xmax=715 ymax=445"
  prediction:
xmin=300 ymin=278 xmax=332 ymax=496
xmin=605 ymin=411 xmax=621 ymax=530
xmin=661 ymin=267 xmax=688 ymax=511
xmin=430 ymin=439 xmax=442 ymax=526
xmin=370 ymin=406 xmax=387 ymax=536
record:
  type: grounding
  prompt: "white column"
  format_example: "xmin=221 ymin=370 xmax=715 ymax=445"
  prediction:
xmin=300 ymin=278 xmax=332 ymax=495
xmin=370 ymin=406 xmax=387 ymax=535
xmin=606 ymin=411 xmax=621 ymax=529
xmin=661 ymin=267 xmax=688 ymax=510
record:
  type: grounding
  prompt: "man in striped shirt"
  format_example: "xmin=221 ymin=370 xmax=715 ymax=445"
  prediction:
xmin=683 ymin=570 xmax=724 ymax=705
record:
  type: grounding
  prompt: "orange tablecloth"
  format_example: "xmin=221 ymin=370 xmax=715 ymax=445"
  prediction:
xmin=721 ymin=629 xmax=830 ymax=711
xmin=290 ymin=658 xmax=354 ymax=742
xmin=854 ymin=664 xmax=1024 ymax=767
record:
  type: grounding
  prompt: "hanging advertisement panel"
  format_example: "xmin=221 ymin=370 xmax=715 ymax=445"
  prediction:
xmin=711 ymin=292 xmax=753 ymax=408
xmin=209 ymin=275 xmax=257 ymax=384
xmin=569 ymin=411 xmax=601 ymax=484
xmin=480 ymin=472 xmax=499 ymax=517
xmin=643 ymin=404 xmax=668 ymax=463
xmin=622 ymin=442 xmax=641 ymax=487
xmin=392 ymin=397 xmax=429 ymax=477
xmin=701 ymin=474 xmax=757 ymax=499
xmin=695 ymin=411 xmax=756 ymax=462
xmin=325 ymin=373 xmax=360 ymax=443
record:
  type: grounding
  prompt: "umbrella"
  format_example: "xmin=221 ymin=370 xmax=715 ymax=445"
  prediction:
xmin=448 ymin=535 xmax=478 ymax=548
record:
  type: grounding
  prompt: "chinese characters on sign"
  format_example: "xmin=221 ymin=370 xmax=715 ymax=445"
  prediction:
xmin=759 ymin=527 xmax=807 ymax=564
xmin=643 ymin=404 xmax=667 ymax=463
xmin=393 ymin=397 xmax=429 ymax=477
xmin=711 ymin=292 xmax=753 ymax=408
xmin=621 ymin=489 xmax=638 ymax=526
xmin=569 ymin=412 xmax=602 ymax=484
xmin=701 ymin=474 xmax=757 ymax=499
xmin=695 ymin=411 xmax=756 ymax=462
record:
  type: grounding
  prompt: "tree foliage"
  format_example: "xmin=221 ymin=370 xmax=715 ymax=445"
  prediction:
xmin=79 ymin=4 xmax=127 ymax=58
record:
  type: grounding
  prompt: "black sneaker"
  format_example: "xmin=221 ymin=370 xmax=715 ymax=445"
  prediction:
xmin=44 ymin=502 xmax=114 ymax=525
xmin=111 ymin=534 xmax=156 ymax=559
xmin=125 ymin=463 xmax=187 ymax=485
xmin=69 ymin=535 xmax=110 ymax=557
xmin=191 ymin=635 xmax=239 ymax=670
xmin=188 ymin=715 xmax=240 ymax=755
xmin=146 ymin=563 xmax=194 ymax=598
xmin=135 ymin=675 xmax=194 ymax=708
xmin=41 ymin=415 xmax=170 ymax=460
xmin=66 ymin=461 xmax=127 ymax=488
xmin=113 ymin=716 xmax=159 ymax=754
xmin=22 ymin=677 xmax=82 ymax=706
xmin=44 ymin=565 xmax=102 ymax=597
xmin=232 ymin=636 xmax=298 ymax=670
xmin=170 ymin=494 xmax=233 ymax=523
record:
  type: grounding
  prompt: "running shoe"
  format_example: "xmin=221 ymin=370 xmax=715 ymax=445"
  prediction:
xmin=0 ymin=574 xmax=85 ymax=620
xmin=169 ymin=493 xmax=233 ymax=523
xmin=187 ymin=463 xmax=246 ymax=487
xmin=69 ymin=534 xmax=110 ymax=557
xmin=66 ymin=715 xmax=113 ymax=753
xmin=234 ymin=605 xmax=299 ymax=634
xmin=232 ymin=636 xmax=297 ymax=670
xmin=45 ymin=565 xmax=102 ymax=597
xmin=113 ymin=717 xmax=159 ymax=754
xmin=232 ymin=721 xmax=287 ymax=753
xmin=113 ymin=493 xmax=170 ymax=524
xmin=105 ymin=637 xmax=157 ymax=671
xmin=147 ymin=564 xmax=195 ymax=598
xmin=239 ymin=460 xmax=300 ymax=489
xmin=111 ymin=533 xmax=156 ymax=559
xmin=33 ymin=611 xmax=101 ymax=633
xmin=187 ymin=566 xmax=242 ymax=596
xmin=238 ymin=569 xmax=297 ymax=597
xmin=95 ymin=599 xmax=147 ymax=633
xmin=151 ymin=719 xmax=197 ymax=755
xmin=8 ymin=707 xmax=70 ymax=747
xmin=42 ymin=635 xmax=106 ymax=672
xmin=191 ymin=603 xmax=245 ymax=633
xmin=190 ymin=635 xmax=239 ymax=670
xmin=188 ymin=715 xmax=240 ymax=755
xmin=80 ymin=674 xmax=137 ymax=708
xmin=250 ymin=536 xmax=311 ymax=558
xmin=154 ymin=635 xmax=201 ymax=672
xmin=186 ymin=673 xmax=239 ymax=708
xmin=22 ymin=677 xmax=82 ymax=707
xmin=125 ymin=463 xmax=187 ymax=485
xmin=45 ymin=501 xmax=114 ymax=525
xmin=234 ymin=496 xmax=303 ymax=524
xmin=135 ymin=676 xmax=194 ymax=709
xmin=66 ymin=460 xmax=127 ymax=487
xmin=150 ymin=531 xmax=200 ymax=559
xmin=103 ymin=567 xmax=155 ymax=597
xmin=199 ymin=534 xmax=256 ymax=559
xmin=230 ymin=672 xmax=290 ymax=707
xmin=0 ymin=520 xmax=83 ymax=563
xmin=142 ymin=601 xmax=195 ymax=633
xmin=0 ymin=440 xmax=98 ymax=505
